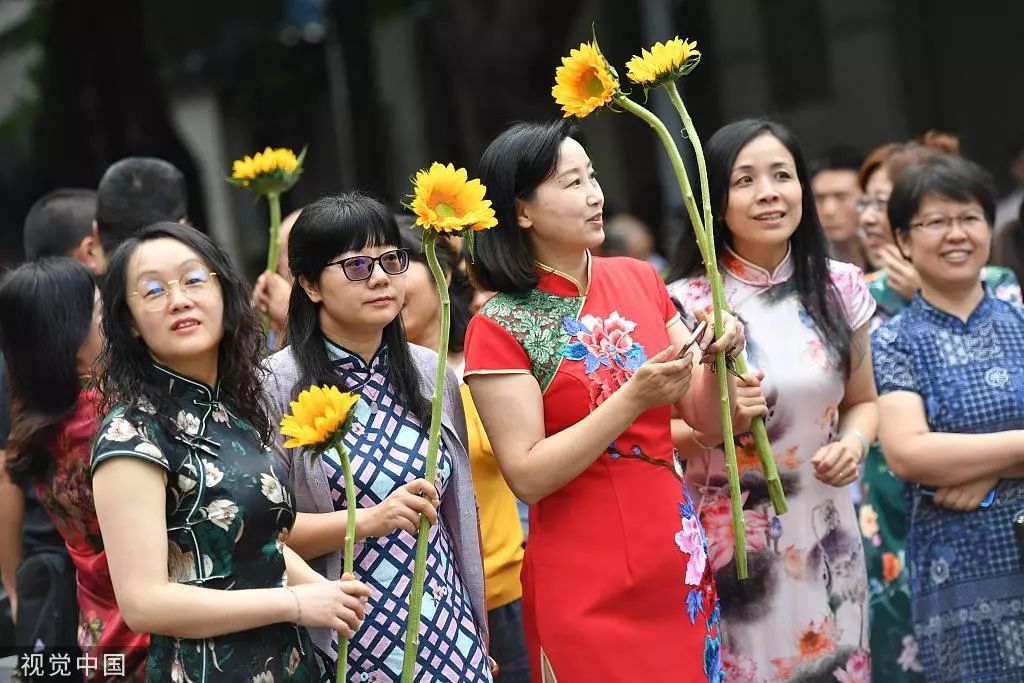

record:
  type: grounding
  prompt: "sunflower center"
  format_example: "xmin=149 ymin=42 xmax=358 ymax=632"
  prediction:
xmin=435 ymin=202 xmax=457 ymax=218
xmin=585 ymin=69 xmax=605 ymax=98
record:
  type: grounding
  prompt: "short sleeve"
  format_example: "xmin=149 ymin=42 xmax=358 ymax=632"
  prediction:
xmin=829 ymin=261 xmax=876 ymax=330
xmin=91 ymin=409 xmax=170 ymax=474
xmin=639 ymin=260 xmax=680 ymax=328
xmin=871 ymin=322 xmax=920 ymax=395
xmin=463 ymin=313 xmax=532 ymax=377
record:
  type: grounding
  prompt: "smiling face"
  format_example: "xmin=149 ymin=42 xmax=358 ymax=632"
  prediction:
xmin=517 ymin=137 xmax=605 ymax=255
xmin=125 ymin=237 xmax=224 ymax=377
xmin=301 ymin=244 xmax=407 ymax=342
xmin=722 ymin=133 xmax=803 ymax=260
xmin=896 ymin=193 xmax=991 ymax=291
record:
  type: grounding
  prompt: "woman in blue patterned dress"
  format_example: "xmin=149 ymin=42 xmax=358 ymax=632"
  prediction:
xmin=91 ymin=223 xmax=371 ymax=683
xmin=873 ymin=155 xmax=1024 ymax=682
xmin=262 ymin=193 xmax=491 ymax=682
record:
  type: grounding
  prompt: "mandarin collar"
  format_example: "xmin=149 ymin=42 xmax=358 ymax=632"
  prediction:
xmin=914 ymin=288 xmax=994 ymax=332
xmin=152 ymin=361 xmax=221 ymax=401
xmin=721 ymin=245 xmax=794 ymax=287
xmin=324 ymin=335 xmax=389 ymax=373
xmin=533 ymin=250 xmax=592 ymax=297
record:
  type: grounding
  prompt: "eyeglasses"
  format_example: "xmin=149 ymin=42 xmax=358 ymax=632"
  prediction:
xmin=854 ymin=196 xmax=888 ymax=213
xmin=129 ymin=269 xmax=218 ymax=311
xmin=326 ymin=249 xmax=410 ymax=282
xmin=910 ymin=212 xmax=988 ymax=234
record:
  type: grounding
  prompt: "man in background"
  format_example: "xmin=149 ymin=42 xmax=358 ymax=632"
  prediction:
xmin=811 ymin=146 xmax=867 ymax=271
xmin=93 ymin=156 xmax=189 ymax=268
xmin=22 ymin=189 xmax=102 ymax=274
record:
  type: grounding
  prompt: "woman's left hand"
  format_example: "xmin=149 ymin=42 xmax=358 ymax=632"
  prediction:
xmin=811 ymin=440 xmax=862 ymax=487
xmin=694 ymin=309 xmax=745 ymax=365
xmin=933 ymin=477 xmax=998 ymax=511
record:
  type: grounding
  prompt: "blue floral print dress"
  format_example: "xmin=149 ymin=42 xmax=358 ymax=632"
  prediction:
xmin=873 ymin=293 xmax=1024 ymax=683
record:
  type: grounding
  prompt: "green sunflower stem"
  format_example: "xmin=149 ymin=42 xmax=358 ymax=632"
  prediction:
xmin=334 ymin=442 xmax=357 ymax=683
xmin=614 ymin=93 xmax=748 ymax=579
xmin=263 ymin=191 xmax=282 ymax=337
xmin=401 ymin=231 xmax=449 ymax=682
xmin=664 ymin=81 xmax=787 ymax=517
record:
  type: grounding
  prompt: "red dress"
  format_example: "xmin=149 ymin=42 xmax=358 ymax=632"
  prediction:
xmin=37 ymin=389 xmax=148 ymax=682
xmin=464 ymin=256 xmax=722 ymax=683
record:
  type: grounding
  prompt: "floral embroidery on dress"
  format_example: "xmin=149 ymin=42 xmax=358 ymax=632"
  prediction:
xmin=560 ymin=312 xmax=647 ymax=408
xmin=480 ymin=288 xmax=584 ymax=391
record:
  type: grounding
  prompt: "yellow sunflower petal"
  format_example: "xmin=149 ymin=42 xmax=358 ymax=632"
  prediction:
xmin=626 ymin=37 xmax=701 ymax=86
xmin=552 ymin=41 xmax=618 ymax=119
xmin=408 ymin=162 xmax=497 ymax=234
xmin=278 ymin=384 xmax=359 ymax=448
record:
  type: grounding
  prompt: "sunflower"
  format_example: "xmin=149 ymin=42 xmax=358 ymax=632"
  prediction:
xmin=409 ymin=162 xmax=498 ymax=234
xmin=625 ymin=37 xmax=701 ymax=87
xmin=552 ymin=41 xmax=619 ymax=119
xmin=280 ymin=385 xmax=359 ymax=450
xmin=228 ymin=146 xmax=306 ymax=195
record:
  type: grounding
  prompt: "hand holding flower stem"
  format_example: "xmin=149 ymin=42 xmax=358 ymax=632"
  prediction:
xmin=279 ymin=385 xmax=359 ymax=682
xmin=552 ymin=33 xmax=789 ymax=579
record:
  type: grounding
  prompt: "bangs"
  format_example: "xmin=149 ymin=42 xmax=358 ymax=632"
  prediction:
xmin=291 ymin=193 xmax=402 ymax=276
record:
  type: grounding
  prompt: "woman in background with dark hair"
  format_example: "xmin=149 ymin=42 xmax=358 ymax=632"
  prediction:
xmin=668 ymin=119 xmax=878 ymax=680
xmin=263 ymin=194 xmax=491 ymax=681
xmin=92 ymin=223 xmax=368 ymax=683
xmin=873 ymin=155 xmax=1024 ymax=683
xmin=464 ymin=120 xmax=747 ymax=682
xmin=0 ymin=257 xmax=148 ymax=681
xmin=398 ymin=225 xmax=530 ymax=682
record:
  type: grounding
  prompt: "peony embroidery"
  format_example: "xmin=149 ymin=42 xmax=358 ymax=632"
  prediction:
xmin=561 ymin=311 xmax=647 ymax=375
xmin=204 ymin=460 xmax=224 ymax=487
xmin=676 ymin=515 xmax=708 ymax=585
xmin=561 ymin=312 xmax=647 ymax=408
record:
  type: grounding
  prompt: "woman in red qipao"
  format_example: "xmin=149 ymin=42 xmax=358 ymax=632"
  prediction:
xmin=464 ymin=121 xmax=750 ymax=683
xmin=0 ymin=258 xmax=148 ymax=682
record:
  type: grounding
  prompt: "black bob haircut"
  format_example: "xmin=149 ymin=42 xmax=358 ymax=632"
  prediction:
xmin=887 ymin=155 xmax=996 ymax=235
xmin=469 ymin=119 xmax=583 ymax=294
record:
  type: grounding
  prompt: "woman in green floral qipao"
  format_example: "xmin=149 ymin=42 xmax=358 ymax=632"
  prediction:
xmin=91 ymin=223 xmax=370 ymax=683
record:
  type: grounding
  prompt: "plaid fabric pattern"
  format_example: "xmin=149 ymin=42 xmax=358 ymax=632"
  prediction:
xmin=872 ymin=294 xmax=1024 ymax=682
xmin=320 ymin=342 xmax=491 ymax=682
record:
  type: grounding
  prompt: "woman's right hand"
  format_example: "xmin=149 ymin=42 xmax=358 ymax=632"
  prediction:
xmin=362 ymin=479 xmax=440 ymax=537
xmin=289 ymin=574 xmax=371 ymax=636
xmin=624 ymin=345 xmax=695 ymax=413
xmin=732 ymin=371 xmax=768 ymax=434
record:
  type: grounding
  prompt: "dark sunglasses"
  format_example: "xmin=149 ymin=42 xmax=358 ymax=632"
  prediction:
xmin=326 ymin=249 xmax=410 ymax=282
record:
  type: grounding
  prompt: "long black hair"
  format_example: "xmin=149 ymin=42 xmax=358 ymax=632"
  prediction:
xmin=0 ymin=258 xmax=96 ymax=485
xmin=671 ymin=119 xmax=856 ymax=374
xmin=286 ymin=193 xmax=431 ymax=423
xmin=397 ymin=221 xmax=472 ymax=352
xmin=97 ymin=222 xmax=271 ymax=442
xmin=470 ymin=119 xmax=582 ymax=294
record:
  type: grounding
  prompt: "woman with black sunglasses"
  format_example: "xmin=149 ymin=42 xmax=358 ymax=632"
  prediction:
xmin=263 ymin=193 xmax=491 ymax=681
